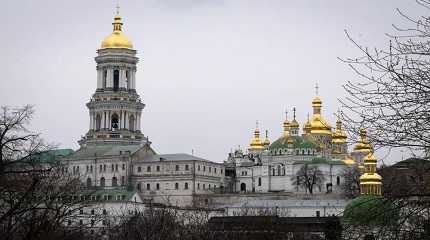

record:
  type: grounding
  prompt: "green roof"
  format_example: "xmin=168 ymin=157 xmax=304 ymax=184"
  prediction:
xmin=67 ymin=144 xmax=142 ymax=159
xmin=79 ymin=189 xmax=139 ymax=202
xmin=31 ymin=149 xmax=74 ymax=164
xmin=292 ymin=157 xmax=345 ymax=165
xmin=269 ymin=135 xmax=319 ymax=151
xmin=343 ymin=195 xmax=399 ymax=226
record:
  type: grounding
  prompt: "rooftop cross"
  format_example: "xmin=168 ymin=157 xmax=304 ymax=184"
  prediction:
xmin=315 ymin=83 xmax=319 ymax=96
xmin=293 ymin=107 xmax=296 ymax=120
xmin=116 ymin=0 xmax=120 ymax=15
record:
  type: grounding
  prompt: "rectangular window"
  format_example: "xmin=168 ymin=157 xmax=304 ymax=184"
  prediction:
xmin=203 ymin=184 xmax=206 ymax=189
xmin=197 ymin=183 xmax=200 ymax=189
xmin=258 ymin=177 xmax=262 ymax=186
xmin=156 ymin=183 xmax=160 ymax=190
xmin=175 ymin=165 xmax=179 ymax=171
xmin=198 ymin=165 xmax=200 ymax=171
xmin=147 ymin=166 xmax=151 ymax=172
xmin=221 ymin=169 xmax=223 ymax=174
xmin=156 ymin=166 xmax=160 ymax=171
xmin=147 ymin=184 xmax=150 ymax=190
xmin=214 ymin=168 xmax=217 ymax=174
xmin=209 ymin=167 xmax=211 ymax=173
xmin=138 ymin=167 xmax=142 ymax=172
xmin=175 ymin=183 xmax=179 ymax=190
xmin=185 ymin=164 xmax=189 ymax=171
xmin=203 ymin=166 xmax=206 ymax=172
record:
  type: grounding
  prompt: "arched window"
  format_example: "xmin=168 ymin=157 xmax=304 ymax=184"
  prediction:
xmin=175 ymin=183 xmax=179 ymax=190
xmin=95 ymin=114 xmax=101 ymax=130
xmin=100 ymin=177 xmax=105 ymax=187
xmin=336 ymin=176 xmax=340 ymax=185
xmin=121 ymin=176 xmax=125 ymax=186
xmin=184 ymin=182 xmax=189 ymax=189
xmin=86 ymin=178 xmax=92 ymax=188
xmin=129 ymin=115 xmax=135 ymax=131
xmin=113 ymin=70 xmax=119 ymax=91
xmin=111 ymin=113 xmax=119 ymax=130
xmin=258 ymin=177 xmax=262 ymax=186
xmin=112 ymin=177 xmax=118 ymax=187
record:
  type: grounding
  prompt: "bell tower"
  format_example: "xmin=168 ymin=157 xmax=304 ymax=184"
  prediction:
xmin=79 ymin=11 xmax=148 ymax=147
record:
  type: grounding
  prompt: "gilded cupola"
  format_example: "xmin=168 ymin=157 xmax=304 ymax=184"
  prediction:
xmin=332 ymin=115 xmax=347 ymax=144
xmin=289 ymin=108 xmax=300 ymax=136
xmin=101 ymin=11 xmax=133 ymax=49
xmin=359 ymin=152 xmax=382 ymax=195
xmin=249 ymin=122 xmax=265 ymax=151
xmin=303 ymin=113 xmax=312 ymax=135
xmin=353 ymin=128 xmax=373 ymax=153
xmin=309 ymin=95 xmax=332 ymax=135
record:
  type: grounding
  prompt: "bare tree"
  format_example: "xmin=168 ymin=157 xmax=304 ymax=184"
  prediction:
xmin=0 ymin=105 xmax=89 ymax=240
xmin=339 ymin=0 xmax=430 ymax=158
xmin=291 ymin=164 xmax=325 ymax=195
xmin=340 ymin=166 xmax=361 ymax=199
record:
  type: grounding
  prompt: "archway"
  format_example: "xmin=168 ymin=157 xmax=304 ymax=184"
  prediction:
xmin=100 ymin=177 xmax=105 ymax=187
xmin=240 ymin=183 xmax=246 ymax=192
xmin=112 ymin=177 xmax=118 ymax=187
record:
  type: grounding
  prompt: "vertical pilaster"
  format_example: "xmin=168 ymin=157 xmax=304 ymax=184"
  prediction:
xmin=96 ymin=69 xmax=102 ymax=89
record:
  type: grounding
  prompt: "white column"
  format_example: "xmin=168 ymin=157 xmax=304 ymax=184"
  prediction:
xmin=101 ymin=111 xmax=106 ymax=129
xmin=97 ymin=70 xmax=102 ymax=89
xmin=120 ymin=69 xmax=126 ymax=89
xmin=137 ymin=113 xmax=141 ymax=131
xmin=107 ymin=69 xmax=113 ymax=88
xmin=108 ymin=111 xmax=111 ymax=130
xmin=89 ymin=112 xmax=93 ymax=130
xmin=125 ymin=111 xmax=129 ymax=129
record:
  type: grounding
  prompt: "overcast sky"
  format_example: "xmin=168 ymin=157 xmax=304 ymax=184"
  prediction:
xmin=1 ymin=0 xmax=425 ymax=163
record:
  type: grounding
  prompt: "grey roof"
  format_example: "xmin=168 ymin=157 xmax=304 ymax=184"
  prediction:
xmin=141 ymin=153 xmax=212 ymax=163
xmin=223 ymin=199 xmax=349 ymax=208
xmin=67 ymin=144 xmax=142 ymax=159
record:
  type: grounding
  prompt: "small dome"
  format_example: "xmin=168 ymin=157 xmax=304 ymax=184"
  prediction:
xmin=290 ymin=119 xmax=299 ymax=129
xmin=353 ymin=129 xmax=373 ymax=153
xmin=101 ymin=15 xmax=133 ymax=49
xmin=343 ymin=157 xmax=356 ymax=165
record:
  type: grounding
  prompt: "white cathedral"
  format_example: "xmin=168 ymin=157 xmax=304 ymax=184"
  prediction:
xmin=61 ymin=10 xmax=374 ymax=216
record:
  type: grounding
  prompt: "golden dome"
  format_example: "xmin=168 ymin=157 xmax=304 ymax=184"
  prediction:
xmin=303 ymin=114 xmax=312 ymax=134
xmin=249 ymin=123 xmax=264 ymax=151
xmin=332 ymin=118 xmax=347 ymax=144
xmin=308 ymin=95 xmax=332 ymax=135
xmin=310 ymin=114 xmax=332 ymax=135
xmin=360 ymin=173 xmax=383 ymax=183
xmin=360 ymin=151 xmax=382 ymax=195
xmin=289 ymin=107 xmax=300 ymax=129
xmin=101 ymin=14 xmax=133 ymax=49
xmin=343 ymin=157 xmax=356 ymax=165
xmin=353 ymin=128 xmax=373 ymax=153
